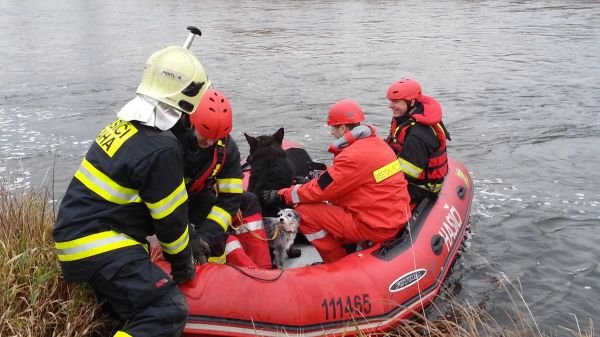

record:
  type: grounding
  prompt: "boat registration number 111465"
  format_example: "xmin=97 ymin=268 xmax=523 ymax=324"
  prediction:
xmin=321 ymin=294 xmax=372 ymax=320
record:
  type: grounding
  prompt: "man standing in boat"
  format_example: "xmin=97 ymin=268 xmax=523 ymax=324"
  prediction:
xmin=385 ymin=78 xmax=450 ymax=207
xmin=262 ymin=100 xmax=411 ymax=262
xmin=53 ymin=46 xmax=211 ymax=337
xmin=171 ymin=88 xmax=272 ymax=269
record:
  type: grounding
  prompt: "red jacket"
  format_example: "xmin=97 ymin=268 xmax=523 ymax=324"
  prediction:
xmin=279 ymin=125 xmax=411 ymax=231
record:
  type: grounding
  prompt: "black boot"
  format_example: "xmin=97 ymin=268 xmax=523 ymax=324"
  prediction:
xmin=286 ymin=246 xmax=302 ymax=258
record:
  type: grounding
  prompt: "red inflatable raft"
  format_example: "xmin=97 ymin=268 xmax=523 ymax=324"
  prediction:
xmin=155 ymin=146 xmax=473 ymax=337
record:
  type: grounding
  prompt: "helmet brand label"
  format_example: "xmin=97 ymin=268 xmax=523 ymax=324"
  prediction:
xmin=158 ymin=67 xmax=186 ymax=83
xmin=388 ymin=269 xmax=427 ymax=292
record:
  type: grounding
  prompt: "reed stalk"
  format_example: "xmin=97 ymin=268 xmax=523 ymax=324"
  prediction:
xmin=0 ymin=184 xmax=113 ymax=337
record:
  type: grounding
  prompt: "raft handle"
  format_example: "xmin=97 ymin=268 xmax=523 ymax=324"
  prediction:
xmin=456 ymin=185 xmax=466 ymax=200
xmin=431 ymin=235 xmax=444 ymax=256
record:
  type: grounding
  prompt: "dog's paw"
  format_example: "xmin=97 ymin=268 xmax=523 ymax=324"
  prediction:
xmin=286 ymin=246 xmax=302 ymax=258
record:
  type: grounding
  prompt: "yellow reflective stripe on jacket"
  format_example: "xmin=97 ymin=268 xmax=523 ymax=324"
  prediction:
xmin=216 ymin=178 xmax=243 ymax=194
xmin=209 ymin=140 xmax=226 ymax=179
xmin=372 ymin=159 xmax=402 ymax=183
xmin=145 ymin=179 xmax=188 ymax=220
xmin=55 ymin=230 xmax=142 ymax=262
xmin=208 ymin=253 xmax=226 ymax=264
xmin=427 ymin=182 xmax=443 ymax=193
xmin=207 ymin=205 xmax=232 ymax=231
xmin=431 ymin=123 xmax=446 ymax=137
xmin=74 ymin=159 xmax=142 ymax=204
xmin=114 ymin=331 xmax=133 ymax=337
xmin=398 ymin=157 xmax=423 ymax=179
xmin=159 ymin=225 xmax=189 ymax=255
xmin=415 ymin=182 xmax=444 ymax=193
xmin=211 ymin=164 xmax=222 ymax=179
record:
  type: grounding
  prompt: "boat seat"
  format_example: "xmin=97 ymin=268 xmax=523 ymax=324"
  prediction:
xmin=375 ymin=195 xmax=438 ymax=260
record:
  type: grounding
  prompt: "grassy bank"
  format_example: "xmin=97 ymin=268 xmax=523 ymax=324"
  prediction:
xmin=0 ymin=185 xmax=113 ymax=336
xmin=0 ymin=184 xmax=593 ymax=336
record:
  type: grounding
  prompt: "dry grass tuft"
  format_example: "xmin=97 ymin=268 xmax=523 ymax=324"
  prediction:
xmin=381 ymin=297 xmax=537 ymax=337
xmin=375 ymin=273 xmax=594 ymax=337
xmin=0 ymin=184 xmax=114 ymax=337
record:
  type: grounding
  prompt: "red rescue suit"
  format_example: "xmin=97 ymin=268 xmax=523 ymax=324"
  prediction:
xmin=229 ymin=193 xmax=272 ymax=269
xmin=279 ymin=125 xmax=411 ymax=262
xmin=386 ymin=95 xmax=449 ymax=204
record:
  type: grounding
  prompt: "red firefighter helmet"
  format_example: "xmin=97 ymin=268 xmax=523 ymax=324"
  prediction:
xmin=327 ymin=99 xmax=365 ymax=126
xmin=190 ymin=89 xmax=232 ymax=139
xmin=386 ymin=79 xmax=422 ymax=101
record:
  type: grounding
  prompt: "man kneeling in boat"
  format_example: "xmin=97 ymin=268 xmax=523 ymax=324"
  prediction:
xmin=261 ymin=100 xmax=412 ymax=263
xmin=172 ymin=89 xmax=272 ymax=269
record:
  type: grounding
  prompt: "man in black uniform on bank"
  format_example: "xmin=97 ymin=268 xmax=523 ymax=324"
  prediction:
xmin=53 ymin=46 xmax=212 ymax=337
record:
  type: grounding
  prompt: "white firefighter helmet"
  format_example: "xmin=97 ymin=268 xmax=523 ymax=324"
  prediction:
xmin=136 ymin=46 xmax=211 ymax=114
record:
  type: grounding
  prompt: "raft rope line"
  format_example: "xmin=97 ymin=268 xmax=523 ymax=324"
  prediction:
xmin=232 ymin=209 xmax=244 ymax=229
xmin=406 ymin=204 xmax=432 ymax=337
xmin=225 ymin=263 xmax=285 ymax=282
xmin=232 ymin=210 xmax=286 ymax=241
xmin=223 ymin=211 xmax=288 ymax=281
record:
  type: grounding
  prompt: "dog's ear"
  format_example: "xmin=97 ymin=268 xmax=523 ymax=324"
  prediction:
xmin=273 ymin=127 xmax=284 ymax=145
xmin=244 ymin=133 xmax=257 ymax=150
xmin=290 ymin=209 xmax=300 ymax=222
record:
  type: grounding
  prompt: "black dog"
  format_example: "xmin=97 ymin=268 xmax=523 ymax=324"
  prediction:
xmin=244 ymin=127 xmax=295 ymax=217
xmin=245 ymin=127 xmax=315 ymax=262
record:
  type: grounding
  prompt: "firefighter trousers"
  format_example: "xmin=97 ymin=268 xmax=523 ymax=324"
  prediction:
xmin=89 ymin=252 xmax=188 ymax=337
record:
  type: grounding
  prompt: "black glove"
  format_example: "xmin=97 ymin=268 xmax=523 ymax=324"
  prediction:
xmin=308 ymin=161 xmax=327 ymax=179
xmin=190 ymin=236 xmax=211 ymax=265
xmin=170 ymin=256 xmax=195 ymax=285
xmin=308 ymin=161 xmax=327 ymax=171
xmin=260 ymin=190 xmax=282 ymax=206
xmin=188 ymin=224 xmax=212 ymax=264
xmin=192 ymin=221 xmax=226 ymax=257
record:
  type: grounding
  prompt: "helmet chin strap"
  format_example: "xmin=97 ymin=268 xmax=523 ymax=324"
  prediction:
xmin=405 ymin=100 xmax=421 ymax=120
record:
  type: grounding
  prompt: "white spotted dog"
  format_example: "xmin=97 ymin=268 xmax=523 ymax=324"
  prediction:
xmin=263 ymin=208 xmax=301 ymax=269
